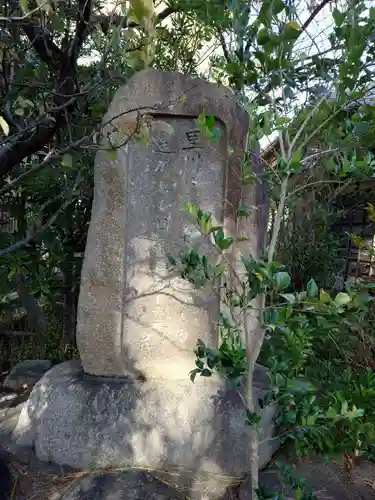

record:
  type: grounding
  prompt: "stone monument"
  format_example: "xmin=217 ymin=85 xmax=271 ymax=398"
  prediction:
xmin=12 ymin=70 xmax=275 ymax=498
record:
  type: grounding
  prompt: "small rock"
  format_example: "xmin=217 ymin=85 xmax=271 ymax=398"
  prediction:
xmin=3 ymin=359 xmax=52 ymax=391
xmin=55 ymin=471 xmax=184 ymax=500
xmin=0 ymin=388 xmax=19 ymax=410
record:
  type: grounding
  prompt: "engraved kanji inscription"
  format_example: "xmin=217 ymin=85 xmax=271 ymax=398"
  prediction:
xmin=182 ymin=129 xmax=204 ymax=150
xmin=153 ymin=136 xmax=176 ymax=154
xmin=157 ymin=217 xmax=170 ymax=231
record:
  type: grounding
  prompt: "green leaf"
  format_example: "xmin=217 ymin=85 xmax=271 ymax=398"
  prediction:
xmin=211 ymin=127 xmax=221 ymax=142
xmin=306 ymin=278 xmax=318 ymax=298
xmin=306 ymin=414 xmax=317 ymax=426
xmin=107 ymin=149 xmax=118 ymax=161
xmin=199 ymin=213 xmax=212 ymax=233
xmin=130 ymin=0 xmax=154 ymax=22
xmin=236 ymin=205 xmax=255 ymax=217
xmin=189 ymin=369 xmax=200 ymax=383
xmin=280 ymin=293 xmax=296 ymax=304
xmin=326 ymin=406 xmax=338 ymax=419
xmin=341 ymin=401 xmax=348 ymax=415
xmin=245 ymin=410 xmax=261 ymax=426
xmin=275 ymin=271 xmax=291 ymax=291
xmin=353 ymin=121 xmax=371 ymax=137
xmin=319 ymin=289 xmax=331 ymax=304
xmin=208 ymin=225 xmax=223 ymax=234
xmin=332 ymin=8 xmax=345 ymax=27
xmin=257 ymin=28 xmax=270 ymax=46
xmin=61 ymin=154 xmax=73 ymax=168
xmin=17 ymin=96 xmax=33 ymax=108
xmin=0 ymin=116 xmax=9 ymax=136
xmin=214 ymin=229 xmax=233 ymax=250
xmin=20 ymin=0 xmax=29 ymax=13
xmin=282 ymin=21 xmax=300 ymax=41
xmin=290 ymin=150 xmax=301 ymax=169
xmin=275 ymin=116 xmax=290 ymax=128
xmin=206 ymin=114 xmax=215 ymax=130
xmin=285 ymin=21 xmax=300 ymax=31
xmin=334 ymin=292 xmax=351 ymax=306
xmin=272 ymin=0 xmax=286 ymax=15
xmin=219 ymin=237 xmax=234 ymax=250
xmin=295 ymin=487 xmax=303 ymax=500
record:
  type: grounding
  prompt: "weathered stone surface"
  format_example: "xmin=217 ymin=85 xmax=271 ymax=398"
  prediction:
xmin=13 ymin=361 xmax=278 ymax=497
xmin=3 ymin=359 xmax=52 ymax=391
xmin=76 ymin=69 xmax=267 ymax=378
xmin=55 ymin=471 xmax=184 ymax=500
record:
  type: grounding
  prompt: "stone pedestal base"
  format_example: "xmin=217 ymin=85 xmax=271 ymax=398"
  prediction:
xmin=12 ymin=361 xmax=278 ymax=498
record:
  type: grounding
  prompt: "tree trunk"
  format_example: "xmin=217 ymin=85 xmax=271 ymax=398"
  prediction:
xmin=15 ymin=273 xmax=47 ymax=333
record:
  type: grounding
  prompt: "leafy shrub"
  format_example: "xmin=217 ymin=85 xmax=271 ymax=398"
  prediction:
xmin=261 ymin=280 xmax=375 ymax=461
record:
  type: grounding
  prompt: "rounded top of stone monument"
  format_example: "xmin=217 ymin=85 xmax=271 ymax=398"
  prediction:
xmin=106 ymin=69 xmax=249 ymax=153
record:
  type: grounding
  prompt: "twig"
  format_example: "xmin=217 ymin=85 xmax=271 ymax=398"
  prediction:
xmin=0 ymin=135 xmax=88 ymax=195
xmin=288 ymin=93 xmax=328 ymax=157
xmin=217 ymin=29 xmax=231 ymax=64
xmin=0 ymin=2 xmax=50 ymax=22
xmin=0 ymin=175 xmax=80 ymax=257
xmin=301 ymin=0 xmax=334 ymax=33
xmin=268 ymin=176 xmax=289 ymax=263
xmin=286 ymin=179 xmax=347 ymax=199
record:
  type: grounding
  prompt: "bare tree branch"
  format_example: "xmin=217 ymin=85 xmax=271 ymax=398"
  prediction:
xmin=22 ymin=20 xmax=63 ymax=70
xmin=301 ymin=0 xmax=334 ymax=33
xmin=96 ymin=6 xmax=176 ymax=34
xmin=217 ymin=28 xmax=231 ymax=64
xmin=68 ymin=0 xmax=93 ymax=65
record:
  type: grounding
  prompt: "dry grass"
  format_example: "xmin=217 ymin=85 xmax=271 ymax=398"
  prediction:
xmin=6 ymin=458 xmax=243 ymax=500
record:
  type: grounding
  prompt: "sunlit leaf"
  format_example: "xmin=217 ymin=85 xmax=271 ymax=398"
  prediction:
xmin=130 ymin=0 xmax=154 ymax=23
xmin=62 ymin=154 xmax=73 ymax=168
xmin=20 ymin=0 xmax=29 ymax=13
xmin=334 ymin=292 xmax=351 ymax=306
xmin=285 ymin=21 xmax=300 ymax=31
xmin=319 ymin=289 xmax=331 ymax=304
xmin=0 ymin=116 xmax=9 ymax=136
xmin=326 ymin=406 xmax=338 ymax=419
xmin=280 ymin=293 xmax=296 ymax=304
